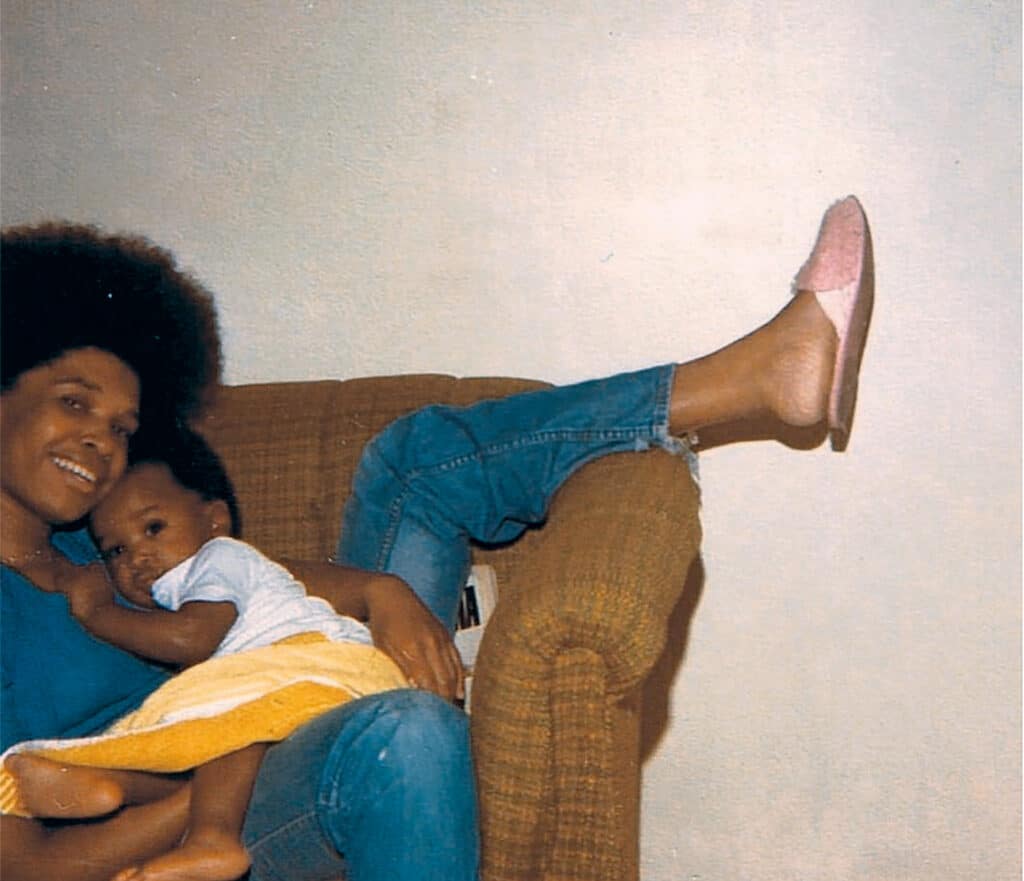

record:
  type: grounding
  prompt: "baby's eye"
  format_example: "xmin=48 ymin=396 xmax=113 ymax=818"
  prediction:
xmin=101 ymin=545 xmax=125 ymax=561
xmin=144 ymin=520 xmax=166 ymax=537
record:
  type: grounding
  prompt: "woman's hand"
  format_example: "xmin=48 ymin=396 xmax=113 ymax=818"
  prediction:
xmin=282 ymin=560 xmax=466 ymax=703
xmin=364 ymin=575 xmax=466 ymax=703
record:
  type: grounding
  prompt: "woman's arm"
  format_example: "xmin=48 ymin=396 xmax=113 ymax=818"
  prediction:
xmin=285 ymin=561 xmax=465 ymax=702
xmin=279 ymin=559 xmax=378 ymax=620
xmin=0 ymin=785 xmax=190 ymax=881
xmin=61 ymin=565 xmax=236 ymax=667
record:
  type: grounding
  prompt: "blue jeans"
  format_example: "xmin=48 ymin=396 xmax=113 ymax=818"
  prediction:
xmin=243 ymin=690 xmax=477 ymax=881
xmin=243 ymin=364 xmax=691 ymax=880
xmin=337 ymin=364 xmax=691 ymax=628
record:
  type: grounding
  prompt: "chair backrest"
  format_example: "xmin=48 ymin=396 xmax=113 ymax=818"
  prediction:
xmin=196 ymin=375 xmax=546 ymax=561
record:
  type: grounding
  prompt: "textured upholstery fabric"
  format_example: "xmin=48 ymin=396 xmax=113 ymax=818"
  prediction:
xmin=197 ymin=375 xmax=702 ymax=881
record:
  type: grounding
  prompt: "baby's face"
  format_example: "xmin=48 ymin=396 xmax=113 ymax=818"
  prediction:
xmin=90 ymin=462 xmax=224 ymax=607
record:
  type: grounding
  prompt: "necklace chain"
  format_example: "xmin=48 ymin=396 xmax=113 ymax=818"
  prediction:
xmin=1 ymin=547 xmax=57 ymax=568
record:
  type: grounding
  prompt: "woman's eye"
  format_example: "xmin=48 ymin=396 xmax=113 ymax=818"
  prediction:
xmin=101 ymin=545 xmax=124 ymax=561
xmin=61 ymin=395 xmax=85 ymax=411
xmin=144 ymin=521 xmax=165 ymax=537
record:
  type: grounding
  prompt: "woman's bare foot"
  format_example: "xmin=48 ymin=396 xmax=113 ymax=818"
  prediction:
xmin=669 ymin=289 xmax=838 ymax=435
xmin=4 ymin=753 xmax=125 ymax=818
xmin=111 ymin=828 xmax=251 ymax=881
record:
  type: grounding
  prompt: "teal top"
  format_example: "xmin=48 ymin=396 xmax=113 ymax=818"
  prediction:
xmin=1 ymin=527 xmax=170 ymax=752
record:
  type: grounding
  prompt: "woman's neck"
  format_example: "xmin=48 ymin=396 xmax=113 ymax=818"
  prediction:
xmin=0 ymin=495 xmax=58 ymax=569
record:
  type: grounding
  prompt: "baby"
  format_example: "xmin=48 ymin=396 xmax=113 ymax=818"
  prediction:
xmin=6 ymin=427 xmax=380 ymax=881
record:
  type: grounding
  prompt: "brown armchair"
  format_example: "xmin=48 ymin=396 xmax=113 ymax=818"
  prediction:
xmin=198 ymin=373 xmax=702 ymax=881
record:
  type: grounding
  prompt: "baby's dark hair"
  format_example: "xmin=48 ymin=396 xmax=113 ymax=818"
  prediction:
xmin=1 ymin=222 xmax=222 ymax=427
xmin=129 ymin=425 xmax=242 ymax=538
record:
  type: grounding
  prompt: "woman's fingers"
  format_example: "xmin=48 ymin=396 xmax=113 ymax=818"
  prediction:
xmin=395 ymin=630 xmax=464 ymax=701
xmin=364 ymin=577 xmax=465 ymax=701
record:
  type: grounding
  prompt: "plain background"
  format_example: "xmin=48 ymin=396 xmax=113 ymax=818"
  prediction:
xmin=3 ymin=2 xmax=1020 ymax=878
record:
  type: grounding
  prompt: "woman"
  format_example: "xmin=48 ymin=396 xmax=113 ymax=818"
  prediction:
xmin=0 ymin=196 xmax=872 ymax=881
xmin=1 ymin=224 xmax=475 ymax=881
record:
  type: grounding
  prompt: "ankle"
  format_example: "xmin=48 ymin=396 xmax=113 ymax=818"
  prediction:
xmin=760 ymin=294 xmax=838 ymax=427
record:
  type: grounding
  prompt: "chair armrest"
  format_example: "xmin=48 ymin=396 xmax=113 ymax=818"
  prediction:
xmin=470 ymin=450 xmax=701 ymax=881
xmin=481 ymin=449 xmax=701 ymax=695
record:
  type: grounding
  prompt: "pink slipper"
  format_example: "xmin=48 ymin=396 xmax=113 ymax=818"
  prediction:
xmin=793 ymin=195 xmax=875 ymax=451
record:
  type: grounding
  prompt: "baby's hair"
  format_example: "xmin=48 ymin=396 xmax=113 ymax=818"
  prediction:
xmin=1 ymin=222 xmax=222 ymax=428
xmin=128 ymin=426 xmax=242 ymax=538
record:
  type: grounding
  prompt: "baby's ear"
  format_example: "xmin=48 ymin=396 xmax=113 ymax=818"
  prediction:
xmin=207 ymin=499 xmax=233 ymax=537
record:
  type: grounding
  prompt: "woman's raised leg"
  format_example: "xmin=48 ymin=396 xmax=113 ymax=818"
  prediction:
xmin=336 ymin=196 xmax=872 ymax=626
xmin=336 ymin=363 xmax=689 ymax=627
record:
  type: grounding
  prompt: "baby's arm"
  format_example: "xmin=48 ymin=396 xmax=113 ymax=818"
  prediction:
xmin=59 ymin=564 xmax=236 ymax=667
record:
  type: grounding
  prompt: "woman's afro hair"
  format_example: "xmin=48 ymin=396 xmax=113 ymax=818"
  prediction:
xmin=2 ymin=222 xmax=222 ymax=427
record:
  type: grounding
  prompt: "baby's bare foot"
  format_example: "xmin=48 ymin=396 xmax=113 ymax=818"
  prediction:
xmin=111 ymin=828 xmax=251 ymax=881
xmin=4 ymin=754 xmax=124 ymax=818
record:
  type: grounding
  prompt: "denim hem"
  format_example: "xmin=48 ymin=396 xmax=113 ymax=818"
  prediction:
xmin=652 ymin=363 xmax=701 ymax=489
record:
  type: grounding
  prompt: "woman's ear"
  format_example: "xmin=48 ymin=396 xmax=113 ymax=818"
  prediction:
xmin=206 ymin=499 xmax=233 ymax=537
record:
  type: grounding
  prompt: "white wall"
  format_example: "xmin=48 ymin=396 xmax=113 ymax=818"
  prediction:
xmin=3 ymin=2 xmax=1020 ymax=878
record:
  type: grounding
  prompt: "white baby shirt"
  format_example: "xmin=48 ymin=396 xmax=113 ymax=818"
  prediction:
xmin=151 ymin=537 xmax=373 ymax=656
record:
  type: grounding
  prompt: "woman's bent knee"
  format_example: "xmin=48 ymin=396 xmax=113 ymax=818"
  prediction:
xmin=337 ymin=689 xmax=470 ymax=776
xmin=315 ymin=690 xmax=478 ymax=879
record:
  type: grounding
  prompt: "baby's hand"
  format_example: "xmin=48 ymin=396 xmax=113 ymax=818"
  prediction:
xmin=59 ymin=562 xmax=116 ymax=622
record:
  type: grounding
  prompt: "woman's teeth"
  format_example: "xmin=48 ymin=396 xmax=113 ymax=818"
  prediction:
xmin=53 ymin=456 xmax=97 ymax=483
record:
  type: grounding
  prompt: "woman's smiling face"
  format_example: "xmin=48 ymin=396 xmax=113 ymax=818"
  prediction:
xmin=1 ymin=347 xmax=141 ymax=528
